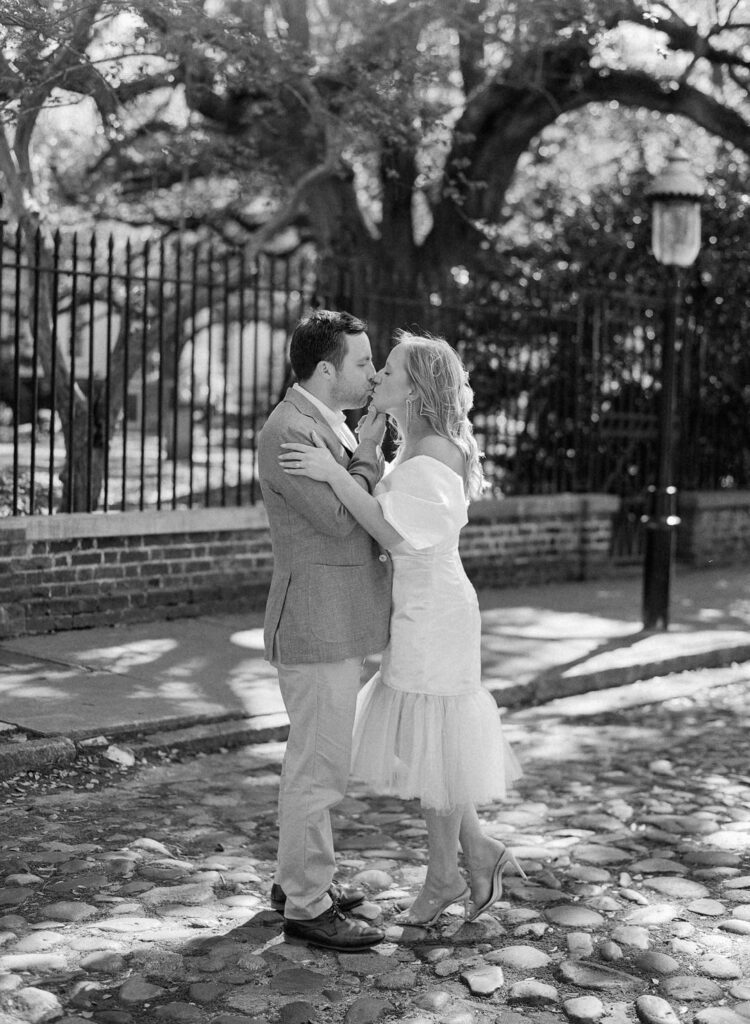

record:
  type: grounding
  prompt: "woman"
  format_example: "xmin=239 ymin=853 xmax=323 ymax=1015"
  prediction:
xmin=279 ymin=331 xmax=522 ymax=927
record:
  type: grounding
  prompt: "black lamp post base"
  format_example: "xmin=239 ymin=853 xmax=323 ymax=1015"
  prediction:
xmin=641 ymin=485 xmax=680 ymax=631
xmin=642 ymin=525 xmax=674 ymax=629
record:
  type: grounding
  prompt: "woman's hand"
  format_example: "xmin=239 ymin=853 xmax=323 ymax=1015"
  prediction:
xmin=279 ymin=432 xmax=342 ymax=482
xmin=356 ymin=403 xmax=387 ymax=445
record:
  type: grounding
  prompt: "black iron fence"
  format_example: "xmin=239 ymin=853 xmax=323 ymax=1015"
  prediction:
xmin=2 ymin=222 xmax=749 ymax=520
xmin=342 ymin=273 xmax=750 ymax=500
xmin=0 ymin=222 xmax=313 ymax=514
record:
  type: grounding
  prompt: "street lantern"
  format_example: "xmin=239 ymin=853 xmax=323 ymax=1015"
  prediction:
xmin=641 ymin=143 xmax=704 ymax=630
xmin=647 ymin=144 xmax=703 ymax=266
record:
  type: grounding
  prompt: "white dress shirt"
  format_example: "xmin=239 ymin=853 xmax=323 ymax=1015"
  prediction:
xmin=292 ymin=383 xmax=359 ymax=453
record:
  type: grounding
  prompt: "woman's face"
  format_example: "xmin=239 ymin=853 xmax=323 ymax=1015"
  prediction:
xmin=370 ymin=344 xmax=413 ymax=415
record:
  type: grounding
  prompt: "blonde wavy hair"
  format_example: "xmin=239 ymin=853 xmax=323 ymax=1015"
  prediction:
xmin=395 ymin=330 xmax=485 ymax=501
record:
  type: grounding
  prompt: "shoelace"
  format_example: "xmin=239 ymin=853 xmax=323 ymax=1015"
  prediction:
xmin=329 ymin=895 xmax=346 ymax=919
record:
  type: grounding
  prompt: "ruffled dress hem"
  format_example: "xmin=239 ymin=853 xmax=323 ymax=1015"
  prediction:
xmin=351 ymin=671 xmax=522 ymax=814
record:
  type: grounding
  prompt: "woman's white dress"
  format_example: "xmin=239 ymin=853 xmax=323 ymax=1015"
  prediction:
xmin=351 ymin=455 xmax=521 ymax=813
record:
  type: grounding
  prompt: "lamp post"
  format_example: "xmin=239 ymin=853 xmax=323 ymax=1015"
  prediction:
xmin=641 ymin=143 xmax=704 ymax=630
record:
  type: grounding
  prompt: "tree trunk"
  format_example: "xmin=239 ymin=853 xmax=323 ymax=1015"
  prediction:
xmin=58 ymin=397 xmax=104 ymax=512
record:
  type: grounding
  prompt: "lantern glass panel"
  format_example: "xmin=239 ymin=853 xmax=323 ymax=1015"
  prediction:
xmin=651 ymin=200 xmax=701 ymax=266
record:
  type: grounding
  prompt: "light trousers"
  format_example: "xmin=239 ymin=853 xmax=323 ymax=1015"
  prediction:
xmin=274 ymin=656 xmax=362 ymax=920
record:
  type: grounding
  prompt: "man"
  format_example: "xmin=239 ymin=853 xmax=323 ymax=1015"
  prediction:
xmin=258 ymin=309 xmax=391 ymax=952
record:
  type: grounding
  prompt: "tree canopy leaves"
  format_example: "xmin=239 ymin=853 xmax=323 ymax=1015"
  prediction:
xmin=1 ymin=0 xmax=748 ymax=291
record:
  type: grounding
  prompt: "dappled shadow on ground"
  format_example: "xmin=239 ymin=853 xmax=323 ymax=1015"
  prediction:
xmin=1 ymin=668 xmax=750 ymax=1022
xmin=506 ymin=671 xmax=750 ymax=858
xmin=509 ymin=667 xmax=750 ymax=755
xmin=0 ymin=614 xmax=284 ymax=735
xmin=480 ymin=565 xmax=750 ymax=697
xmin=479 ymin=566 xmax=750 ymax=632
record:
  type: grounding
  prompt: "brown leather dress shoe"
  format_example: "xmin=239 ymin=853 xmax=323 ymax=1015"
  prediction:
xmin=283 ymin=905 xmax=384 ymax=952
xmin=270 ymin=881 xmax=365 ymax=914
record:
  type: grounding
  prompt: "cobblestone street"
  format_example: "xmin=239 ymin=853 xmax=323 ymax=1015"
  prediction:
xmin=1 ymin=664 xmax=750 ymax=1024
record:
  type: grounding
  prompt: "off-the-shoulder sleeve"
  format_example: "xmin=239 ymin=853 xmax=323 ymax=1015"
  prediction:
xmin=376 ymin=456 xmax=468 ymax=550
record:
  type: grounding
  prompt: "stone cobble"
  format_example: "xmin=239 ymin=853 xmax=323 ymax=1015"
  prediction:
xmin=0 ymin=673 xmax=748 ymax=1024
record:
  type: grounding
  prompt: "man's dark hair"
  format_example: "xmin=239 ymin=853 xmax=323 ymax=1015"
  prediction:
xmin=289 ymin=309 xmax=367 ymax=382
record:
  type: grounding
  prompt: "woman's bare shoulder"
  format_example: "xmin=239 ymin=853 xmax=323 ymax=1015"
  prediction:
xmin=414 ymin=435 xmax=465 ymax=475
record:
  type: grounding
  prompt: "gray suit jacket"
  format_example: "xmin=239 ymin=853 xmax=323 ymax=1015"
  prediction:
xmin=258 ymin=388 xmax=392 ymax=664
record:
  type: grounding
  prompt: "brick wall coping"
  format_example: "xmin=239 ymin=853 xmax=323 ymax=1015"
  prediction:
xmin=469 ymin=492 xmax=619 ymax=522
xmin=1 ymin=492 xmax=622 ymax=540
xmin=679 ymin=490 xmax=750 ymax=510
xmin=0 ymin=492 xmax=622 ymax=542
xmin=0 ymin=506 xmax=269 ymax=541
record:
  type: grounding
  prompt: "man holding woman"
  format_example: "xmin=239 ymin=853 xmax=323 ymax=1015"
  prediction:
xmin=259 ymin=310 xmax=521 ymax=952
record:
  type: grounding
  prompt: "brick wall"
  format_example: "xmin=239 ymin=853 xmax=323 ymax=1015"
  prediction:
xmin=1 ymin=492 xmax=619 ymax=639
xmin=463 ymin=493 xmax=619 ymax=586
xmin=0 ymin=508 xmax=273 ymax=639
xmin=677 ymin=491 xmax=750 ymax=566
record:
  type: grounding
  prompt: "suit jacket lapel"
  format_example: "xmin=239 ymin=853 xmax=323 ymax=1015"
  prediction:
xmin=282 ymin=388 xmax=350 ymax=461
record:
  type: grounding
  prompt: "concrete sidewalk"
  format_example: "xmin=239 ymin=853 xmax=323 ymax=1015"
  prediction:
xmin=1 ymin=564 xmax=749 ymax=775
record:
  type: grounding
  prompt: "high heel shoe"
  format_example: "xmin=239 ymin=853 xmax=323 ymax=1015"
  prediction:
xmin=399 ymin=885 xmax=471 ymax=928
xmin=467 ymin=848 xmax=527 ymax=923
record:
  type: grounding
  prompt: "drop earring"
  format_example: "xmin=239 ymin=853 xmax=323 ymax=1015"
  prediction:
xmin=405 ymin=393 xmax=415 ymax=429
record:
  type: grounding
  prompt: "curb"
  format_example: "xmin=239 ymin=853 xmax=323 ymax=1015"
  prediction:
xmin=0 ymin=737 xmax=77 ymax=777
xmin=490 ymin=643 xmax=750 ymax=709
xmin=0 ymin=716 xmax=291 ymax=782
xmin=129 ymin=714 xmax=290 ymax=757
xmin=2 ymin=646 xmax=749 ymax=779
xmin=529 ymin=642 xmax=750 ymax=706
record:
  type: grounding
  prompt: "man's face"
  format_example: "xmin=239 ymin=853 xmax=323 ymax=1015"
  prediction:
xmin=330 ymin=332 xmax=375 ymax=410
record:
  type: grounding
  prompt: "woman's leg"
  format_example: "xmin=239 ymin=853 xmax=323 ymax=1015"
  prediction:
xmin=405 ymin=805 xmax=468 ymax=923
xmin=458 ymin=804 xmax=513 ymax=911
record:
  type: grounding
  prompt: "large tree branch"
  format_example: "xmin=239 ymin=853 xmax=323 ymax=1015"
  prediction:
xmin=609 ymin=0 xmax=750 ymax=72
xmin=583 ymin=67 xmax=750 ymax=152
xmin=62 ymin=114 xmax=185 ymax=195
xmin=0 ymin=124 xmax=29 ymax=220
xmin=277 ymin=0 xmax=310 ymax=51
xmin=427 ymin=55 xmax=750 ymax=269
xmin=237 ymin=158 xmax=341 ymax=256
xmin=454 ymin=0 xmax=487 ymax=96
xmin=16 ymin=2 xmax=104 ymax=159
xmin=0 ymin=49 xmax=21 ymax=101
xmin=54 ymin=60 xmax=183 ymax=119
xmin=379 ymin=143 xmax=419 ymax=280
